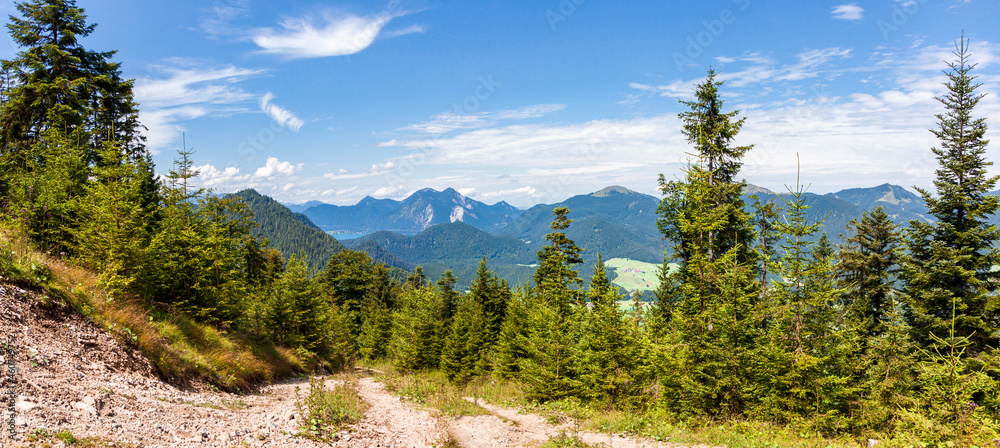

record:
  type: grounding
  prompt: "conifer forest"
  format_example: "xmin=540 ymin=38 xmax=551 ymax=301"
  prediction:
xmin=1 ymin=0 xmax=998 ymax=446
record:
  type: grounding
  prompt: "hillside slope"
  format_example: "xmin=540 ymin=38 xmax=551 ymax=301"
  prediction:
xmin=229 ymin=189 xmax=345 ymax=270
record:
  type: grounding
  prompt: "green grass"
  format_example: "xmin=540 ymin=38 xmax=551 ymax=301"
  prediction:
xmin=294 ymin=375 xmax=368 ymax=442
xmin=604 ymin=258 xmax=676 ymax=293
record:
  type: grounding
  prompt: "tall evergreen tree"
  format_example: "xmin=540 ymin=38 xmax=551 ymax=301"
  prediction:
xmin=320 ymin=250 xmax=376 ymax=338
xmin=521 ymin=207 xmax=586 ymax=400
xmin=72 ymin=139 xmax=155 ymax=293
xmin=757 ymin=176 xmax=854 ymax=428
xmin=655 ymin=68 xmax=759 ymax=417
xmin=902 ymin=38 xmax=1000 ymax=356
xmin=0 ymin=0 xmax=143 ymax=159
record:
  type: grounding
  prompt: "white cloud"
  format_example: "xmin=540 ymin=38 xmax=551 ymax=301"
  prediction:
xmin=831 ymin=4 xmax=864 ymax=21
xmin=251 ymin=10 xmax=423 ymax=59
xmin=403 ymin=104 xmax=568 ymax=134
xmin=478 ymin=186 xmax=538 ymax=199
xmin=200 ymin=0 xmax=250 ymax=37
xmin=134 ymin=61 xmax=264 ymax=152
xmin=322 ymin=160 xmax=396 ymax=180
xmin=373 ymin=184 xmax=409 ymax=198
xmin=260 ymin=92 xmax=305 ymax=132
xmin=196 ymin=164 xmax=248 ymax=187
xmin=254 ymin=157 xmax=298 ymax=178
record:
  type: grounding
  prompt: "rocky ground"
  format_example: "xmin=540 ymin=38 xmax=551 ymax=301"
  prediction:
xmin=0 ymin=283 xmax=711 ymax=448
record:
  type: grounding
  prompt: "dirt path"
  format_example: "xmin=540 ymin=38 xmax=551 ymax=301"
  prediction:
xmin=447 ymin=398 xmax=716 ymax=448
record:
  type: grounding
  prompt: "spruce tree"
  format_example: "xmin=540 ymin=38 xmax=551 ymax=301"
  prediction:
xmin=521 ymin=207 xmax=586 ymax=400
xmin=757 ymin=175 xmax=854 ymax=428
xmin=838 ymin=207 xmax=901 ymax=340
xmin=902 ymin=38 xmax=1000 ymax=356
xmin=390 ymin=287 xmax=444 ymax=371
xmin=656 ymin=69 xmax=759 ymax=417
xmin=356 ymin=263 xmax=398 ymax=360
xmin=0 ymin=0 xmax=143 ymax=159
xmin=436 ymin=270 xmax=460 ymax=326
xmin=73 ymin=139 xmax=155 ymax=293
xmin=578 ymin=256 xmax=643 ymax=408
xmin=441 ymin=292 xmax=486 ymax=382
xmin=320 ymin=250 xmax=376 ymax=338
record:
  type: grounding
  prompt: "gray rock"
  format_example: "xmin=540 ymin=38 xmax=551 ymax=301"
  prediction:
xmin=15 ymin=398 xmax=36 ymax=411
xmin=72 ymin=401 xmax=97 ymax=415
xmin=867 ymin=439 xmax=880 ymax=448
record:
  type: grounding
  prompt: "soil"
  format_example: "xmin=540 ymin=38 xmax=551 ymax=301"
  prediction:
xmin=0 ymin=283 xmax=712 ymax=448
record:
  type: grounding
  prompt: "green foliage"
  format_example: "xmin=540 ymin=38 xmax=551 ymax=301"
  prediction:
xmin=440 ymin=291 xmax=487 ymax=382
xmin=390 ymin=286 xmax=444 ymax=371
xmin=229 ymin=189 xmax=344 ymax=271
xmin=72 ymin=139 xmax=155 ymax=293
xmin=266 ymin=253 xmax=329 ymax=353
xmin=577 ymin=256 xmax=648 ymax=409
xmin=902 ymin=38 xmax=1000 ymax=358
xmin=294 ymin=376 xmax=367 ymax=442
xmin=320 ymin=249 xmax=376 ymax=337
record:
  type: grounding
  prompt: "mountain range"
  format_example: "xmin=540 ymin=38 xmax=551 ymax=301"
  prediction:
xmin=254 ymin=182 xmax=952 ymax=288
xmin=301 ymin=187 xmax=523 ymax=234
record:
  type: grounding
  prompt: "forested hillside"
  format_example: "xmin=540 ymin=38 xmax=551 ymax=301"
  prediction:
xmin=229 ymin=189 xmax=344 ymax=270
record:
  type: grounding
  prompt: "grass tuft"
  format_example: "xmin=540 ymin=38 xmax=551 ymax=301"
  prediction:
xmin=294 ymin=375 xmax=368 ymax=442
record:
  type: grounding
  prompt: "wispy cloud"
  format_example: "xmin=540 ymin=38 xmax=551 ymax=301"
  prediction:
xmin=134 ymin=60 xmax=264 ymax=152
xmin=323 ymin=160 xmax=397 ymax=180
xmin=200 ymin=0 xmax=250 ymax=37
xmin=625 ymin=47 xmax=852 ymax=104
xmin=250 ymin=9 xmax=423 ymax=58
xmin=831 ymin=4 xmax=864 ymax=21
xmin=401 ymin=104 xmax=566 ymax=134
xmin=260 ymin=92 xmax=304 ymax=132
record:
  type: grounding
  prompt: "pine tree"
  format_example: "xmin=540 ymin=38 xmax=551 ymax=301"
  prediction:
xmin=470 ymin=257 xmax=508 ymax=355
xmin=655 ymin=69 xmax=759 ymax=417
xmin=390 ymin=286 xmax=444 ymax=371
xmin=838 ymin=207 xmax=901 ymax=341
xmin=436 ymin=270 xmax=460 ymax=326
xmin=578 ymin=256 xmax=644 ymax=408
xmin=441 ymin=292 xmax=486 ymax=382
xmin=320 ymin=250 xmax=376 ymax=338
xmin=902 ymin=37 xmax=1000 ymax=356
xmin=758 ymin=173 xmax=854 ymax=428
xmin=72 ymin=139 xmax=155 ymax=293
xmin=0 ymin=0 xmax=143 ymax=160
xmin=521 ymin=207 xmax=586 ymax=400
xmin=267 ymin=253 xmax=329 ymax=352
xmin=356 ymin=263 xmax=398 ymax=360
xmin=493 ymin=286 xmax=533 ymax=379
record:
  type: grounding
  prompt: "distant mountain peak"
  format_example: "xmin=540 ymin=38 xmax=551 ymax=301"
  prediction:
xmin=744 ymin=184 xmax=775 ymax=195
xmin=591 ymin=185 xmax=638 ymax=197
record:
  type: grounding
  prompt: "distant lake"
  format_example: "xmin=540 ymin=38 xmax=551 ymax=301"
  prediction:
xmin=327 ymin=232 xmax=369 ymax=240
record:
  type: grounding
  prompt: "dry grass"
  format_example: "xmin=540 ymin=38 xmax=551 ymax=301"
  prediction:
xmin=28 ymin=245 xmax=304 ymax=392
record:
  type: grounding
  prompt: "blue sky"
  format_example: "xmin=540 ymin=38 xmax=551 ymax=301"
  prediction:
xmin=2 ymin=0 xmax=998 ymax=207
